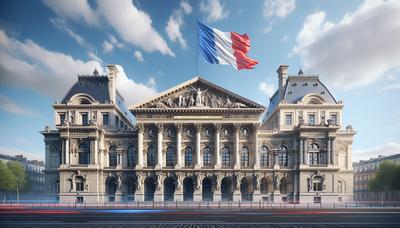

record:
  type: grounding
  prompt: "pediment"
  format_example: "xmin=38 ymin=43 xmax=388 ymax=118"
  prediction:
xmin=131 ymin=76 xmax=265 ymax=111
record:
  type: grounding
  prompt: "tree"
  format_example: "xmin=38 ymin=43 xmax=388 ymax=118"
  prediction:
xmin=7 ymin=161 xmax=29 ymax=203
xmin=368 ymin=160 xmax=400 ymax=192
xmin=0 ymin=160 xmax=16 ymax=202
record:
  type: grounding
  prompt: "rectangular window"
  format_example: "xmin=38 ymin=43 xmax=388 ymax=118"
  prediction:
xmin=285 ymin=114 xmax=292 ymax=125
xmin=330 ymin=113 xmax=337 ymax=125
xmin=102 ymin=113 xmax=109 ymax=125
xmin=313 ymin=182 xmax=323 ymax=191
xmin=203 ymin=153 xmax=211 ymax=167
xmin=308 ymin=114 xmax=315 ymax=125
xmin=76 ymin=182 xmax=84 ymax=191
xmin=241 ymin=153 xmax=249 ymax=167
xmin=81 ymin=113 xmax=88 ymax=126
xmin=59 ymin=113 xmax=66 ymax=124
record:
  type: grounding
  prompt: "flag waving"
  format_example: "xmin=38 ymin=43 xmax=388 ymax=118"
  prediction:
xmin=198 ymin=22 xmax=258 ymax=70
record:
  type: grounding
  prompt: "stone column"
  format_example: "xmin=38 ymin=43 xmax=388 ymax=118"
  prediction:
xmin=327 ymin=138 xmax=331 ymax=165
xmin=156 ymin=123 xmax=163 ymax=169
xmin=65 ymin=138 xmax=70 ymax=164
xmin=195 ymin=123 xmax=202 ymax=169
xmin=273 ymin=150 xmax=279 ymax=169
xmin=299 ymin=139 xmax=304 ymax=165
xmin=154 ymin=173 xmax=164 ymax=201
xmin=233 ymin=174 xmax=242 ymax=201
xmin=303 ymin=139 xmax=308 ymax=165
xmin=234 ymin=124 xmax=240 ymax=169
xmin=134 ymin=173 xmax=144 ymax=201
xmin=194 ymin=174 xmax=203 ymax=201
xmin=92 ymin=138 xmax=98 ymax=165
xmin=175 ymin=124 xmax=183 ymax=169
xmin=253 ymin=174 xmax=262 ymax=201
xmin=254 ymin=124 xmax=260 ymax=169
xmin=331 ymin=138 xmax=336 ymax=166
xmin=175 ymin=173 xmax=184 ymax=201
xmin=214 ymin=124 xmax=221 ymax=169
xmin=213 ymin=174 xmax=221 ymax=202
xmin=61 ymin=139 xmax=65 ymax=164
xmin=136 ymin=124 xmax=144 ymax=169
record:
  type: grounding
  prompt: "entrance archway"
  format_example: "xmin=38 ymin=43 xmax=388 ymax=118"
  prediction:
xmin=241 ymin=176 xmax=254 ymax=201
xmin=183 ymin=177 xmax=194 ymax=201
xmin=106 ymin=176 xmax=117 ymax=202
xmin=164 ymin=177 xmax=175 ymax=201
xmin=125 ymin=176 xmax=136 ymax=201
xmin=202 ymin=177 xmax=213 ymax=201
xmin=260 ymin=176 xmax=273 ymax=194
xmin=144 ymin=176 xmax=156 ymax=201
xmin=221 ymin=177 xmax=233 ymax=201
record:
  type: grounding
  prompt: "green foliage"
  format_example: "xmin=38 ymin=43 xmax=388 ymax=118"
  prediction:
xmin=0 ymin=161 xmax=15 ymax=191
xmin=368 ymin=160 xmax=400 ymax=191
xmin=7 ymin=161 xmax=29 ymax=192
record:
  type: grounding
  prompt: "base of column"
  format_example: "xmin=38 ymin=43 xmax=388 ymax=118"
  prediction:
xmin=214 ymin=193 xmax=221 ymax=202
xmin=175 ymin=191 xmax=183 ymax=202
xmin=273 ymin=191 xmax=282 ymax=203
xmin=175 ymin=164 xmax=182 ymax=169
xmin=154 ymin=191 xmax=163 ymax=201
xmin=135 ymin=191 xmax=145 ymax=202
xmin=233 ymin=164 xmax=240 ymax=170
xmin=115 ymin=192 xmax=123 ymax=202
xmin=253 ymin=164 xmax=260 ymax=170
xmin=135 ymin=164 xmax=143 ymax=170
xmin=233 ymin=191 xmax=241 ymax=201
xmin=214 ymin=163 xmax=221 ymax=169
xmin=155 ymin=164 xmax=162 ymax=170
xmin=253 ymin=190 xmax=261 ymax=202
xmin=194 ymin=191 xmax=202 ymax=202
xmin=194 ymin=164 xmax=201 ymax=169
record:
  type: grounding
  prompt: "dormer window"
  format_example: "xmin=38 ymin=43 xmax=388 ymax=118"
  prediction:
xmin=81 ymin=113 xmax=88 ymax=126
xmin=308 ymin=114 xmax=315 ymax=125
xmin=59 ymin=113 xmax=66 ymax=124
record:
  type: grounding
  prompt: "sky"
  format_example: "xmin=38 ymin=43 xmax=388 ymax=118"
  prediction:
xmin=0 ymin=0 xmax=399 ymax=162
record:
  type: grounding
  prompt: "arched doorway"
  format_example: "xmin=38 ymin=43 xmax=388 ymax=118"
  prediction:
xmin=241 ymin=176 xmax=254 ymax=201
xmin=125 ymin=176 xmax=136 ymax=201
xmin=106 ymin=176 xmax=117 ymax=202
xmin=144 ymin=177 xmax=156 ymax=201
xmin=202 ymin=177 xmax=213 ymax=201
xmin=260 ymin=176 xmax=273 ymax=194
xmin=221 ymin=177 xmax=233 ymax=201
xmin=183 ymin=177 xmax=194 ymax=201
xmin=164 ymin=177 xmax=175 ymax=201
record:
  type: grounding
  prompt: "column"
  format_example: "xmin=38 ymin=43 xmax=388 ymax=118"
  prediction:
xmin=156 ymin=123 xmax=163 ymax=169
xmin=154 ymin=173 xmax=164 ymax=201
xmin=65 ymin=138 xmax=70 ymax=164
xmin=61 ymin=139 xmax=65 ymax=164
xmin=331 ymin=138 xmax=336 ymax=166
xmin=175 ymin=124 xmax=183 ymax=169
xmin=254 ymin=124 xmax=260 ymax=169
xmin=303 ymin=139 xmax=308 ymax=165
xmin=195 ymin=123 xmax=202 ymax=169
xmin=327 ymin=138 xmax=331 ymax=165
xmin=214 ymin=123 xmax=221 ymax=169
xmin=299 ymin=139 xmax=304 ymax=165
xmin=273 ymin=150 xmax=279 ymax=169
xmin=93 ymin=138 xmax=98 ymax=165
xmin=136 ymin=124 xmax=144 ymax=169
xmin=234 ymin=124 xmax=240 ymax=169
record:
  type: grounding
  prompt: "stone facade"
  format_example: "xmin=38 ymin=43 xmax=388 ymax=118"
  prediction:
xmin=42 ymin=64 xmax=355 ymax=204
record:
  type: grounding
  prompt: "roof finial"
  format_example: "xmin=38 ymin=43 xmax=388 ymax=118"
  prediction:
xmin=298 ymin=68 xmax=303 ymax=76
xmin=93 ymin=68 xmax=99 ymax=75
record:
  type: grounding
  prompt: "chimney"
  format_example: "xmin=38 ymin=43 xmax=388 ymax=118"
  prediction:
xmin=107 ymin=64 xmax=119 ymax=104
xmin=277 ymin=64 xmax=289 ymax=89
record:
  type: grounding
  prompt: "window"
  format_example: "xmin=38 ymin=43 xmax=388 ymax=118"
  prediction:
xmin=308 ymin=143 xmax=325 ymax=165
xmin=81 ymin=113 xmax=88 ymax=126
xmin=102 ymin=113 xmax=109 ymax=125
xmin=115 ymin=116 xmax=119 ymax=128
xmin=76 ymin=196 xmax=83 ymax=204
xmin=109 ymin=146 xmax=117 ymax=166
xmin=285 ymin=114 xmax=292 ymax=125
xmin=166 ymin=146 xmax=175 ymax=166
xmin=308 ymin=114 xmax=315 ymax=125
xmin=75 ymin=176 xmax=85 ymax=191
xmin=59 ymin=113 xmax=66 ymax=124
xmin=330 ymin=113 xmax=337 ymax=125
xmin=127 ymin=146 xmax=136 ymax=167
xmin=278 ymin=146 xmax=288 ymax=167
xmin=184 ymin=147 xmax=193 ymax=167
xmin=241 ymin=146 xmax=249 ymax=167
xmin=222 ymin=147 xmax=230 ymax=166
xmin=78 ymin=142 xmax=90 ymax=164
xmin=147 ymin=146 xmax=156 ymax=166
xmin=260 ymin=146 xmax=269 ymax=167
xmin=313 ymin=176 xmax=323 ymax=191
xmin=203 ymin=147 xmax=211 ymax=167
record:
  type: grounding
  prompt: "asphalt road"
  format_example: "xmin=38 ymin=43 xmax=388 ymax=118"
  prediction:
xmin=1 ymin=207 xmax=400 ymax=227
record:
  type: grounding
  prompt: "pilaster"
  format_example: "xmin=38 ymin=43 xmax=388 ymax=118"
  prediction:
xmin=156 ymin=123 xmax=163 ymax=170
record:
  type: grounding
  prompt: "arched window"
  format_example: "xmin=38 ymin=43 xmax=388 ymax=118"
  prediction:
xmin=222 ymin=147 xmax=230 ymax=166
xmin=313 ymin=176 xmax=323 ymax=191
xmin=308 ymin=143 xmax=321 ymax=165
xmin=203 ymin=147 xmax=211 ymax=167
xmin=147 ymin=146 xmax=156 ymax=166
xmin=241 ymin=146 xmax=249 ymax=167
xmin=260 ymin=146 xmax=269 ymax=167
xmin=78 ymin=142 xmax=90 ymax=164
xmin=127 ymin=146 xmax=136 ymax=167
xmin=75 ymin=176 xmax=85 ymax=191
xmin=166 ymin=146 xmax=175 ymax=166
xmin=184 ymin=146 xmax=193 ymax=167
xmin=109 ymin=146 xmax=117 ymax=167
xmin=278 ymin=146 xmax=288 ymax=167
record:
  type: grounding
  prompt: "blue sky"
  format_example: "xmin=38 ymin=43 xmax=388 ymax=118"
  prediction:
xmin=0 ymin=0 xmax=399 ymax=162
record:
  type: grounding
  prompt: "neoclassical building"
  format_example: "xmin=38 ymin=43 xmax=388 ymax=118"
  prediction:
xmin=42 ymin=64 xmax=355 ymax=204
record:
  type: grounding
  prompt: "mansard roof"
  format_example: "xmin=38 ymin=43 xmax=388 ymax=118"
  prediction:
xmin=130 ymin=76 xmax=265 ymax=113
xmin=62 ymin=75 xmax=111 ymax=104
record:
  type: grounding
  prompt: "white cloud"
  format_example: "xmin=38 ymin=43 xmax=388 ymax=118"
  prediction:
xmin=88 ymin=51 xmax=102 ymax=63
xmin=115 ymin=65 xmax=158 ymax=107
xmin=0 ymin=146 xmax=44 ymax=161
xmin=43 ymin=0 xmax=174 ymax=56
xmin=42 ymin=0 xmax=99 ymax=26
xmin=134 ymin=50 xmax=144 ymax=62
xmin=353 ymin=141 xmax=400 ymax=162
xmin=0 ymin=29 xmax=103 ymax=99
xmin=102 ymin=35 xmax=124 ymax=53
xmin=147 ymin=77 xmax=156 ymax=88
xmin=281 ymin=35 xmax=289 ymax=42
xmin=50 ymin=18 xmax=87 ymax=47
xmin=165 ymin=1 xmax=192 ymax=49
xmin=258 ymin=81 xmax=276 ymax=98
xmin=382 ymin=83 xmax=400 ymax=91
xmin=200 ymin=0 xmax=229 ymax=22
xmin=387 ymin=74 xmax=396 ymax=80
xmin=291 ymin=0 xmax=400 ymax=89
xmin=0 ymin=94 xmax=37 ymax=116
xmin=102 ymin=40 xmax=114 ymax=53
xmin=263 ymin=0 xmax=296 ymax=18
xmin=97 ymin=0 xmax=175 ymax=56
xmin=108 ymin=35 xmax=123 ymax=48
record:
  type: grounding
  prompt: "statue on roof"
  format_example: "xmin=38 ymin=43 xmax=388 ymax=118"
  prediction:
xmin=191 ymin=86 xmax=208 ymax=106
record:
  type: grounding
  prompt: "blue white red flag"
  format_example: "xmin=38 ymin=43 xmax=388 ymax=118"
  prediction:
xmin=198 ymin=22 xmax=258 ymax=70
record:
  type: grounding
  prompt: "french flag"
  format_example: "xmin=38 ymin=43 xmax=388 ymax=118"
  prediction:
xmin=198 ymin=22 xmax=258 ymax=70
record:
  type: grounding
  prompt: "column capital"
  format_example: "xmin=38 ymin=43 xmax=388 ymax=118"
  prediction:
xmin=195 ymin=123 xmax=202 ymax=132
xmin=233 ymin=123 xmax=241 ymax=132
xmin=156 ymin=123 xmax=163 ymax=132
xmin=174 ymin=123 xmax=183 ymax=133
xmin=137 ymin=123 xmax=144 ymax=133
xmin=213 ymin=123 xmax=222 ymax=131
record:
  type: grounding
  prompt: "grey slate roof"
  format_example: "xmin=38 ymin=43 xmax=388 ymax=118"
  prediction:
xmin=266 ymin=75 xmax=337 ymax=117
xmin=62 ymin=75 xmax=111 ymax=104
